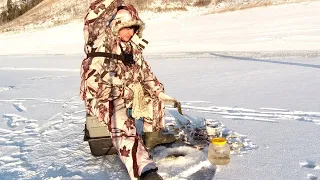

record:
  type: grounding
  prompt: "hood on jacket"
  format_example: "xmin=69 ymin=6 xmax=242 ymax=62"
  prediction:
xmin=84 ymin=0 xmax=123 ymax=54
xmin=109 ymin=5 xmax=145 ymax=38
xmin=84 ymin=1 xmax=147 ymax=55
xmin=109 ymin=5 xmax=148 ymax=51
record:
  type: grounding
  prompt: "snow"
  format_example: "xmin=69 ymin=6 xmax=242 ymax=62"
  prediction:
xmin=1 ymin=2 xmax=320 ymax=55
xmin=0 ymin=1 xmax=320 ymax=180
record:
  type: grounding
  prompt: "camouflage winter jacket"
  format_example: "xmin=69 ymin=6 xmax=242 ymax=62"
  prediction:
xmin=80 ymin=0 xmax=165 ymax=130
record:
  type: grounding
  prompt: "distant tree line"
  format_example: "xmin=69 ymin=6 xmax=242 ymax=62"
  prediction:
xmin=0 ymin=0 xmax=44 ymax=24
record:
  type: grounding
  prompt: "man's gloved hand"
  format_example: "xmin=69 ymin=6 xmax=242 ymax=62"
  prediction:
xmin=174 ymin=101 xmax=183 ymax=115
xmin=159 ymin=92 xmax=183 ymax=115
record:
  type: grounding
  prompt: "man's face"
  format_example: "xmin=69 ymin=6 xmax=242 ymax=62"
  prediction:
xmin=119 ymin=27 xmax=135 ymax=42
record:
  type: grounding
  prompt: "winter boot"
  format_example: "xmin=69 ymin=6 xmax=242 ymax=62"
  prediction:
xmin=143 ymin=131 xmax=176 ymax=149
xmin=140 ymin=168 xmax=163 ymax=180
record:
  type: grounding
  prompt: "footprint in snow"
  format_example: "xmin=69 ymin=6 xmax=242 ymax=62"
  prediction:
xmin=300 ymin=160 xmax=320 ymax=180
xmin=308 ymin=174 xmax=318 ymax=180
xmin=3 ymin=114 xmax=28 ymax=128
xmin=13 ymin=103 xmax=27 ymax=112
xmin=300 ymin=160 xmax=320 ymax=169
xmin=0 ymin=86 xmax=14 ymax=92
xmin=3 ymin=114 xmax=38 ymax=129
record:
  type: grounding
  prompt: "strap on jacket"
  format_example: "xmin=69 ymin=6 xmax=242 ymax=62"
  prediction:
xmin=87 ymin=52 xmax=134 ymax=65
xmin=87 ymin=52 xmax=124 ymax=60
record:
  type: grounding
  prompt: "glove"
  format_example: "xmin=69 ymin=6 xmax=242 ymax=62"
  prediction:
xmin=174 ymin=101 xmax=183 ymax=115
xmin=159 ymin=92 xmax=183 ymax=115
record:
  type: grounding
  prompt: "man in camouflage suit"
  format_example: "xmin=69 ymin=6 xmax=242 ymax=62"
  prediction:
xmin=80 ymin=0 xmax=177 ymax=179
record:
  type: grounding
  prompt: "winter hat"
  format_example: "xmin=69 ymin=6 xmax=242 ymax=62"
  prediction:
xmin=109 ymin=5 xmax=145 ymax=38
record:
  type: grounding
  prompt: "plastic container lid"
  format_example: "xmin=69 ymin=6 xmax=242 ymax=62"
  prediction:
xmin=212 ymin=138 xmax=227 ymax=146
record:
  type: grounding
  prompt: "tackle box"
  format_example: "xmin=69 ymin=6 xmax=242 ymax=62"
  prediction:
xmin=84 ymin=115 xmax=117 ymax=156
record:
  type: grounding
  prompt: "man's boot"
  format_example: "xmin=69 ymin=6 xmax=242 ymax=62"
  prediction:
xmin=143 ymin=131 xmax=176 ymax=149
xmin=140 ymin=168 xmax=163 ymax=180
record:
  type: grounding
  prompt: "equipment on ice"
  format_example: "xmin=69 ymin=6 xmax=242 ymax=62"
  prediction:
xmin=84 ymin=101 xmax=256 ymax=157
xmin=208 ymin=137 xmax=231 ymax=165
xmin=84 ymin=115 xmax=117 ymax=156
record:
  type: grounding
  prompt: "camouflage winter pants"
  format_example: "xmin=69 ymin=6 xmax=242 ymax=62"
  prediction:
xmin=111 ymin=98 xmax=157 ymax=180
